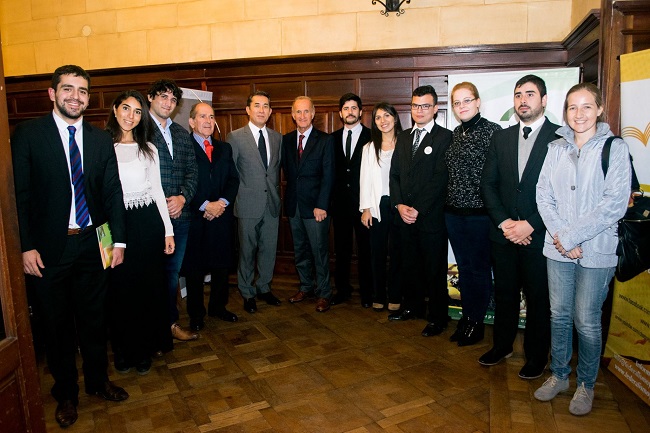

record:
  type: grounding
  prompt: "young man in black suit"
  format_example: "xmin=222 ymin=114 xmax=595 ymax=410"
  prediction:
xmin=12 ymin=65 xmax=129 ymax=428
xmin=282 ymin=96 xmax=336 ymax=313
xmin=389 ymin=85 xmax=453 ymax=337
xmin=330 ymin=93 xmax=373 ymax=308
xmin=479 ymin=75 xmax=558 ymax=380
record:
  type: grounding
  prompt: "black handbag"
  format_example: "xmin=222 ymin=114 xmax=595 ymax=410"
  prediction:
xmin=602 ymin=136 xmax=650 ymax=282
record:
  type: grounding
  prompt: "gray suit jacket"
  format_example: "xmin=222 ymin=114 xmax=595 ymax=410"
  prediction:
xmin=227 ymin=124 xmax=282 ymax=219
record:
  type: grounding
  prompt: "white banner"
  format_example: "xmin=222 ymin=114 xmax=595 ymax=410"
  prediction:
xmin=447 ymin=67 xmax=580 ymax=131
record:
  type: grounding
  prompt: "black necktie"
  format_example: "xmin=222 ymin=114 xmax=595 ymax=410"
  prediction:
xmin=345 ymin=130 xmax=352 ymax=161
xmin=258 ymin=130 xmax=268 ymax=169
xmin=411 ymin=128 xmax=423 ymax=158
xmin=523 ymin=126 xmax=532 ymax=140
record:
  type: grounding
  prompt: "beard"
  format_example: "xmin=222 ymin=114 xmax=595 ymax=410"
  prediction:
xmin=343 ymin=114 xmax=359 ymax=125
xmin=516 ymin=104 xmax=543 ymax=123
xmin=56 ymin=98 xmax=86 ymax=121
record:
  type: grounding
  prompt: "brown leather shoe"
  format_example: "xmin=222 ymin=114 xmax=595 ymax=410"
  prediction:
xmin=171 ymin=323 xmax=198 ymax=341
xmin=289 ymin=290 xmax=309 ymax=303
xmin=91 ymin=381 xmax=129 ymax=402
xmin=55 ymin=400 xmax=77 ymax=427
xmin=315 ymin=297 xmax=330 ymax=312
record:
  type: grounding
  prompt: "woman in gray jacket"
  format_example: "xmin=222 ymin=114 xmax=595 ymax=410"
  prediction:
xmin=533 ymin=83 xmax=631 ymax=416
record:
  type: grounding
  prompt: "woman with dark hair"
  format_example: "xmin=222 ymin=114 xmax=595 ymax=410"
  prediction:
xmin=534 ymin=83 xmax=631 ymax=415
xmin=106 ymin=90 xmax=175 ymax=375
xmin=359 ymin=102 xmax=403 ymax=312
xmin=446 ymin=82 xmax=501 ymax=346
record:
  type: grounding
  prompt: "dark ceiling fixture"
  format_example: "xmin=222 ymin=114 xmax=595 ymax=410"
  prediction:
xmin=372 ymin=0 xmax=411 ymax=16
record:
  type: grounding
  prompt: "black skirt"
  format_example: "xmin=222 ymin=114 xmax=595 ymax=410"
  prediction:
xmin=108 ymin=203 xmax=172 ymax=361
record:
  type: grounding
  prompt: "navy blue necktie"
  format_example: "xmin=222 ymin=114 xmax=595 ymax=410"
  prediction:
xmin=68 ymin=126 xmax=89 ymax=229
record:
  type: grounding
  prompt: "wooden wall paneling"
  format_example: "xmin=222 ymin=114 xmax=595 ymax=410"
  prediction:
xmin=5 ymin=42 xmax=584 ymax=280
xmin=563 ymin=10 xmax=602 ymax=84
xmin=599 ymin=0 xmax=650 ymax=134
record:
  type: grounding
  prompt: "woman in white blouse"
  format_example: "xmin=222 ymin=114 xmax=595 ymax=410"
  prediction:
xmin=105 ymin=90 xmax=174 ymax=376
xmin=359 ymin=102 xmax=403 ymax=312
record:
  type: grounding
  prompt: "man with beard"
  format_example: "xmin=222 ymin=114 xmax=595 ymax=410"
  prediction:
xmin=147 ymin=79 xmax=200 ymax=338
xmin=330 ymin=93 xmax=373 ymax=308
xmin=479 ymin=75 xmax=558 ymax=380
xmin=12 ymin=65 xmax=129 ymax=428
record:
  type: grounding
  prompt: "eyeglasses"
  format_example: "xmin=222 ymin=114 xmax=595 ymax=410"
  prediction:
xmin=452 ymin=98 xmax=476 ymax=108
xmin=411 ymin=103 xmax=433 ymax=111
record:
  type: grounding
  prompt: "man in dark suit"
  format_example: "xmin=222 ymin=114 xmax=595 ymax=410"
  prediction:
xmin=330 ymin=93 xmax=373 ymax=308
xmin=12 ymin=65 xmax=129 ymax=428
xmin=181 ymin=103 xmax=239 ymax=331
xmin=147 ymin=79 xmax=199 ymax=339
xmin=479 ymin=75 xmax=558 ymax=380
xmin=282 ymin=96 xmax=336 ymax=312
xmin=227 ymin=91 xmax=283 ymax=314
xmin=389 ymin=85 xmax=453 ymax=337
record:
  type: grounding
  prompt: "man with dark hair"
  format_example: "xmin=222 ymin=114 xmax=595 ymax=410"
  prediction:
xmin=282 ymin=96 xmax=336 ymax=312
xmin=389 ymin=85 xmax=453 ymax=337
xmin=182 ymin=102 xmax=239 ymax=328
xmin=479 ymin=74 xmax=557 ymax=380
xmin=227 ymin=91 xmax=283 ymax=314
xmin=147 ymin=79 xmax=200 ymax=338
xmin=12 ymin=64 xmax=128 ymax=428
xmin=330 ymin=93 xmax=373 ymax=307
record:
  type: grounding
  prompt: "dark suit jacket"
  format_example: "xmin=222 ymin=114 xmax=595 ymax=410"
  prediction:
xmin=481 ymin=118 xmax=560 ymax=248
xmin=390 ymin=123 xmax=452 ymax=233
xmin=182 ymin=135 xmax=239 ymax=271
xmin=12 ymin=113 xmax=126 ymax=265
xmin=331 ymin=125 xmax=371 ymax=216
xmin=282 ymin=127 xmax=335 ymax=219
xmin=150 ymin=120 xmax=198 ymax=222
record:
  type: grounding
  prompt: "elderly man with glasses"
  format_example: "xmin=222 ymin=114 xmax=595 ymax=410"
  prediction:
xmin=388 ymin=85 xmax=453 ymax=337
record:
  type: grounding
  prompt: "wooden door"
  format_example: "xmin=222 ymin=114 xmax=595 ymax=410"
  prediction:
xmin=0 ymin=36 xmax=46 ymax=433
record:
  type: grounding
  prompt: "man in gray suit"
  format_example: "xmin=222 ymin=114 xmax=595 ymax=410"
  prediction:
xmin=227 ymin=91 xmax=283 ymax=314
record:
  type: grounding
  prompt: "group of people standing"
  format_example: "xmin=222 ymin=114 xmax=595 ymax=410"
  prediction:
xmin=11 ymin=64 xmax=631 ymax=427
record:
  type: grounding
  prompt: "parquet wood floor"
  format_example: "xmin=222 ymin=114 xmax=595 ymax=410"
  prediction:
xmin=39 ymin=276 xmax=650 ymax=432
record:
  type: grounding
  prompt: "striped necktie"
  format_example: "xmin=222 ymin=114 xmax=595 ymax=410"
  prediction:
xmin=68 ymin=126 xmax=89 ymax=229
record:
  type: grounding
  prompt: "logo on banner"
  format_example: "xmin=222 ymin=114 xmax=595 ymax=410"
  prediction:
xmin=623 ymin=122 xmax=650 ymax=146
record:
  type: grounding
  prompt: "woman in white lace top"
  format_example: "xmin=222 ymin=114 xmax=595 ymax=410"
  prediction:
xmin=105 ymin=90 xmax=174 ymax=376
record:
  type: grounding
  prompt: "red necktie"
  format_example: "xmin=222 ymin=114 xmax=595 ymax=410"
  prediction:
xmin=204 ymin=139 xmax=213 ymax=162
xmin=298 ymin=134 xmax=304 ymax=160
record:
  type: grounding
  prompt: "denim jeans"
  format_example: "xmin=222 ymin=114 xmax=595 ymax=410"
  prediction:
xmin=165 ymin=219 xmax=191 ymax=324
xmin=547 ymin=259 xmax=614 ymax=388
xmin=445 ymin=213 xmax=492 ymax=322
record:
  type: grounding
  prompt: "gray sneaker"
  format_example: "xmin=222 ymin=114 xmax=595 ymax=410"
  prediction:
xmin=569 ymin=382 xmax=594 ymax=416
xmin=534 ymin=375 xmax=569 ymax=401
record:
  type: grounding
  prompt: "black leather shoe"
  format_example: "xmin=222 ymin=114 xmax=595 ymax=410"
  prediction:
xmin=136 ymin=358 xmax=151 ymax=376
xmin=213 ymin=309 xmax=238 ymax=322
xmin=190 ymin=318 xmax=205 ymax=331
xmin=55 ymin=400 xmax=78 ymax=427
xmin=449 ymin=316 xmax=468 ymax=342
xmin=457 ymin=320 xmax=484 ymax=347
xmin=478 ymin=347 xmax=513 ymax=366
xmin=330 ymin=292 xmax=350 ymax=306
xmin=421 ymin=321 xmax=447 ymax=337
xmin=243 ymin=297 xmax=258 ymax=313
xmin=388 ymin=309 xmax=418 ymax=321
xmin=258 ymin=292 xmax=281 ymax=306
xmin=89 ymin=381 xmax=129 ymax=401
xmin=113 ymin=352 xmax=131 ymax=374
xmin=518 ymin=361 xmax=546 ymax=380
